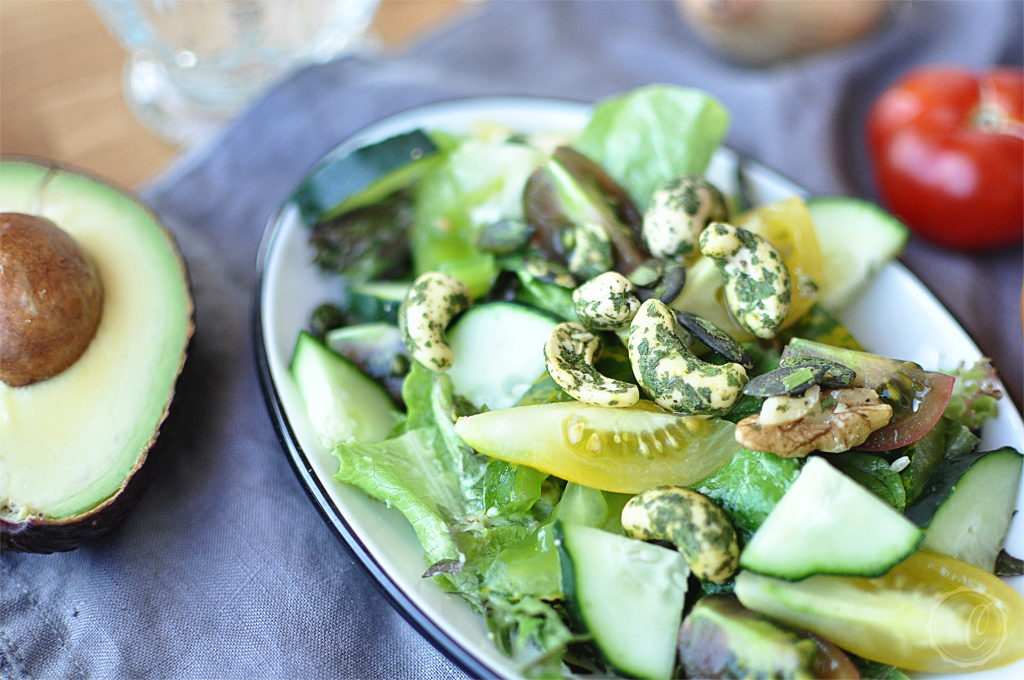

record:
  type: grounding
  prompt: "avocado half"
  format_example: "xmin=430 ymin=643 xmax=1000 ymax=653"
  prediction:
xmin=0 ymin=160 xmax=193 ymax=553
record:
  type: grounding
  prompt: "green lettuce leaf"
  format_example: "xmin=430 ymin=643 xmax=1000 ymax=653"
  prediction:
xmin=514 ymin=276 xmax=578 ymax=322
xmin=825 ymin=452 xmax=906 ymax=512
xmin=412 ymin=137 xmax=546 ymax=296
xmin=485 ymin=460 xmax=548 ymax=515
xmin=779 ymin=303 xmax=864 ymax=350
xmin=574 ymin=84 xmax=730 ymax=211
xmin=335 ymin=428 xmax=476 ymax=592
xmin=483 ymin=594 xmax=577 ymax=679
xmin=692 ymin=448 xmax=802 ymax=541
xmin=334 ymin=361 xmax=559 ymax=607
xmin=942 ymin=359 xmax=1002 ymax=431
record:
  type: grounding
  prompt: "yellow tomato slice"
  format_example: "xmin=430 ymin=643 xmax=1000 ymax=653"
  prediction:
xmin=734 ymin=196 xmax=822 ymax=328
xmin=671 ymin=197 xmax=822 ymax=340
xmin=454 ymin=400 xmax=741 ymax=493
xmin=735 ymin=551 xmax=1024 ymax=673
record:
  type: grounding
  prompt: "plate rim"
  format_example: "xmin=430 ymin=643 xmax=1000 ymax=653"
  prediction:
xmin=253 ymin=95 xmax=1023 ymax=679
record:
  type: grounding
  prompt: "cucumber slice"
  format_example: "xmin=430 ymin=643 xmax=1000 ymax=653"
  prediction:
xmin=289 ymin=331 xmax=400 ymax=448
xmin=740 ymin=457 xmax=922 ymax=580
xmin=905 ymin=447 xmax=1023 ymax=572
xmin=292 ymin=130 xmax=439 ymax=226
xmin=805 ymin=197 xmax=908 ymax=313
xmin=558 ymin=522 xmax=689 ymax=680
xmin=446 ymin=302 xmax=559 ymax=410
xmin=345 ymin=281 xmax=412 ymax=324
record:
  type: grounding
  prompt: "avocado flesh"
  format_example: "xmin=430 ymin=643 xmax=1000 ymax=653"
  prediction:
xmin=0 ymin=161 xmax=192 ymax=524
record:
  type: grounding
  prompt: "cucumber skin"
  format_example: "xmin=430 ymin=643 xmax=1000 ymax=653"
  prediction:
xmin=345 ymin=282 xmax=412 ymax=325
xmin=293 ymin=130 xmax=439 ymax=225
xmin=903 ymin=448 xmax=1012 ymax=528
xmin=556 ymin=521 xmax=587 ymax=637
xmin=904 ymin=447 xmax=1023 ymax=572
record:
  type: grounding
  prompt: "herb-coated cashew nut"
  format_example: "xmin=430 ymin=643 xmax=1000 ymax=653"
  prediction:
xmin=398 ymin=272 xmax=471 ymax=372
xmin=621 ymin=486 xmax=740 ymax=584
xmin=642 ymin=176 xmax=729 ymax=265
xmin=572 ymin=272 xmax=641 ymax=332
xmin=628 ymin=299 xmax=747 ymax=415
xmin=699 ymin=222 xmax=791 ymax=340
xmin=544 ymin=322 xmax=639 ymax=408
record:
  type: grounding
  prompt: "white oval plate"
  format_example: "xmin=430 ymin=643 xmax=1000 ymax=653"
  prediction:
xmin=255 ymin=98 xmax=1024 ymax=679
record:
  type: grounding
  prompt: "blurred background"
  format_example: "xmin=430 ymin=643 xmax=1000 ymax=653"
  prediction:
xmin=0 ymin=0 xmax=471 ymax=188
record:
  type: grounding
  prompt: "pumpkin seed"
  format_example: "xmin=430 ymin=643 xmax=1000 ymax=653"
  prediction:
xmin=779 ymin=356 xmax=856 ymax=389
xmin=743 ymin=363 xmax=830 ymax=398
xmin=635 ymin=263 xmax=686 ymax=304
xmin=627 ymin=258 xmax=664 ymax=288
xmin=675 ymin=311 xmax=754 ymax=370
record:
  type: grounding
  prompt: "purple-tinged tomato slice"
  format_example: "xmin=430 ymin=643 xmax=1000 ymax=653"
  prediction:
xmin=782 ymin=338 xmax=954 ymax=451
xmin=859 ymin=370 xmax=954 ymax=450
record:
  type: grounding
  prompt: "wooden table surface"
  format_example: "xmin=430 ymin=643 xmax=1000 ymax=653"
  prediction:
xmin=0 ymin=0 xmax=467 ymax=189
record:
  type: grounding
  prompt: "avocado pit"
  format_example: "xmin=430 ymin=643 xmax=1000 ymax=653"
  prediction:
xmin=1 ymin=212 xmax=103 ymax=386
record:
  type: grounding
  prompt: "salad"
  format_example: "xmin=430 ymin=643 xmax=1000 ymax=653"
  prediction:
xmin=282 ymin=85 xmax=1023 ymax=679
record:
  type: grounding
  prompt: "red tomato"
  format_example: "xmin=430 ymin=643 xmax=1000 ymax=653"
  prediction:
xmin=866 ymin=66 xmax=1024 ymax=251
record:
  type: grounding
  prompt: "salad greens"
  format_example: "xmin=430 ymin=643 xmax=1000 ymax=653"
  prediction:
xmin=825 ymin=452 xmax=907 ymax=512
xmin=897 ymin=415 xmax=979 ymax=505
xmin=942 ymin=359 xmax=1002 ymax=430
xmin=575 ymin=84 xmax=730 ymax=212
xmin=289 ymin=84 xmax=1021 ymax=679
xmin=692 ymin=448 xmax=801 ymax=541
xmin=412 ymin=137 xmax=547 ymax=297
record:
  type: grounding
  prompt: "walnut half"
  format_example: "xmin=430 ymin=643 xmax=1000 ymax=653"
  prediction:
xmin=735 ymin=388 xmax=892 ymax=458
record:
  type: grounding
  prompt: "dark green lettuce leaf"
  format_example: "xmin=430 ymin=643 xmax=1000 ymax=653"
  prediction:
xmin=691 ymin=448 xmax=802 ymax=541
xmin=825 ymin=452 xmax=906 ymax=512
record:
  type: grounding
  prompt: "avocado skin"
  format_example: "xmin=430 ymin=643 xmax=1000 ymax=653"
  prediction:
xmin=0 ymin=159 xmax=194 ymax=553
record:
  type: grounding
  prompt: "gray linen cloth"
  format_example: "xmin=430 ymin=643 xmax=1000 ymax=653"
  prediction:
xmin=3 ymin=1 xmax=1022 ymax=678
